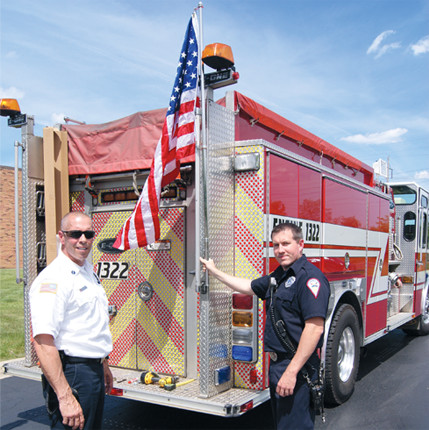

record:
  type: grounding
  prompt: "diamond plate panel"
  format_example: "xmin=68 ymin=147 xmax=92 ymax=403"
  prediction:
xmin=24 ymin=178 xmax=45 ymax=366
xmin=199 ymin=99 xmax=235 ymax=397
xmin=21 ymin=121 xmax=45 ymax=366
xmin=394 ymin=204 xmax=418 ymax=274
xmin=234 ymin=145 xmax=267 ymax=390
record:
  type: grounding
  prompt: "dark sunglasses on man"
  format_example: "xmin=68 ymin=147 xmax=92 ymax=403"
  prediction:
xmin=61 ymin=230 xmax=96 ymax=239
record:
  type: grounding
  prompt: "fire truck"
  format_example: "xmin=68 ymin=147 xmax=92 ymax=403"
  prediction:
xmin=2 ymin=75 xmax=428 ymax=416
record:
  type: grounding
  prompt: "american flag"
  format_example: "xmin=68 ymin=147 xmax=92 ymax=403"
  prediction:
xmin=113 ymin=13 xmax=200 ymax=250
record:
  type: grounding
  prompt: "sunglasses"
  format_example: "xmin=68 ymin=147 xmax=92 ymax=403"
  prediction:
xmin=61 ymin=230 xmax=96 ymax=239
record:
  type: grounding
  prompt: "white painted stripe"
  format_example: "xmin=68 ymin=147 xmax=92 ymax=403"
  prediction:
xmin=268 ymin=247 xmax=383 ymax=259
xmin=367 ymin=292 xmax=387 ymax=303
xmin=323 ymin=223 xmax=367 ymax=247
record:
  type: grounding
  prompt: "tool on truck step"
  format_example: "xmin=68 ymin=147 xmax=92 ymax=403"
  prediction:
xmin=140 ymin=371 xmax=179 ymax=391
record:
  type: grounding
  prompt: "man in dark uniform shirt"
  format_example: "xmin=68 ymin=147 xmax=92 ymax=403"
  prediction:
xmin=200 ymin=222 xmax=330 ymax=429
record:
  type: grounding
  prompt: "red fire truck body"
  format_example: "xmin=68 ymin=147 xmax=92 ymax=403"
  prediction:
xmin=5 ymin=90 xmax=429 ymax=415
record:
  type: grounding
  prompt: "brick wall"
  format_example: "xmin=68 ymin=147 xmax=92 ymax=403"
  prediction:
xmin=0 ymin=166 xmax=23 ymax=268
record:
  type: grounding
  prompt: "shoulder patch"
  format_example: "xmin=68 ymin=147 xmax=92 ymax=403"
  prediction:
xmin=306 ymin=278 xmax=321 ymax=298
xmin=39 ymin=283 xmax=57 ymax=294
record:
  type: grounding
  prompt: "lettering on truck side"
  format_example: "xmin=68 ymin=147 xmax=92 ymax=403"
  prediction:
xmin=97 ymin=261 xmax=129 ymax=280
xmin=270 ymin=215 xmax=321 ymax=243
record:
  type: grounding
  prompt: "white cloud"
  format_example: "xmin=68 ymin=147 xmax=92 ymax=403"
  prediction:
xmin=367 ymin=30 xmax=394 ymax=53
xmin=341 ymin=128 xmax=408 ymax=144
xmin=367 ymin=30 xmax=401 ymax=58
xmin=410 ymin=35 xmax=429 ymax=55
xmin=375 ymin=42 xmax=401 ymax=58
xmin=0 ymin=86 xmax=25 ymax=99
xmin=51 ymin=113 xmax=67 ymax=125
xmin=415 ymin=170 xmax=429 ymax=180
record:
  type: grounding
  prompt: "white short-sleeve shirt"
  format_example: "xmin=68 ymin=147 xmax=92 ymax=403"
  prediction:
xmin=30 ymin=250 xmax=113 ymax=358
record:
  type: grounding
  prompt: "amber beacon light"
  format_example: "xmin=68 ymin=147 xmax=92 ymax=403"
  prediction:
xmin=202 ymin=43 xmax=239 ymax=89
xmin=0 ymin=98 xmax=21 ymax=117
xmin=202 ymin=43 xmax=235 ymax=70
xmin=0 ymin=98 xmax=27 ymax=127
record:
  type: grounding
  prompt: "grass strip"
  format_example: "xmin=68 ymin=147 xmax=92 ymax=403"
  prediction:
xmin=0 ymin=269 xmax=25 ymax=360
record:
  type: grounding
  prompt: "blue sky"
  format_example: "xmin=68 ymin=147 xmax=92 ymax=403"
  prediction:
xmin=1 ymin=0 xmax=428 ymax=189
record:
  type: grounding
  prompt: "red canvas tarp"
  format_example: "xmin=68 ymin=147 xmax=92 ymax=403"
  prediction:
xmin=64 ymin=108 xmax=194 ymax=176
xmin=232 ymin=92 xmax=373 ymax=182
xmin=65 ymin=91 xmax=372 ymax=183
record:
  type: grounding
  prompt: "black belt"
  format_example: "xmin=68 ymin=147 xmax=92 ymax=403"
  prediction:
xmin=268 ymin=351 xmax=292 ymax=362
xmin=60 ymin=352 xmax=105 ymax=365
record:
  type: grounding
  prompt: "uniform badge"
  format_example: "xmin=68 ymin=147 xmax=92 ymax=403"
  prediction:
xmin=39 ymin=283 xmax=57 ymax=294
xmin=307 ymin=278 xmax=321 ymax=298
xmin=285 ymin=276 xmax=296 ymax=288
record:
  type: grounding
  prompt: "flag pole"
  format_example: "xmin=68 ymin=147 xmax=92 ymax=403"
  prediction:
xmin=195 ymin=2 xmax=210 ymax=290
xmin=198 ymin=2 xmax=208 ymax=249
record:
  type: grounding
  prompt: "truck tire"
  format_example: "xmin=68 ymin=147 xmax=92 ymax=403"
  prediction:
xmin=324 ymin=304 xmax=360 ymax=405
xmin=402 ymin=285 xmax=429 ymax=336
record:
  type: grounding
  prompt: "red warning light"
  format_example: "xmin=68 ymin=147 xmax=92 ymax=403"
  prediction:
xmin=232 ymin=293 xmax=253 ymax=310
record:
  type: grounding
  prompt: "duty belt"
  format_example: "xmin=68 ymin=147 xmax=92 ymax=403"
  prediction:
xmin=268 ymin=351 xmax=291 ymax=362
xmin=59 ymin=352 xmax=106 ymax=365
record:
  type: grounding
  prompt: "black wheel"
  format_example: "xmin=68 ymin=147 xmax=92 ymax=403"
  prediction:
xmin=324 ymin=304 xmax=361 ymax=405
xmin=402 ymin=286 xmax=429 ymax=336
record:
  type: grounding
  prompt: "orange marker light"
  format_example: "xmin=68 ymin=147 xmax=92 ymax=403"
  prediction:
xmin=232 ymin=311 xmax=253 ymax=327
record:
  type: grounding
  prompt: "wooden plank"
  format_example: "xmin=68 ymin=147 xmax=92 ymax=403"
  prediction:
xmin=43 ymin=128 xmax=69 ymax=264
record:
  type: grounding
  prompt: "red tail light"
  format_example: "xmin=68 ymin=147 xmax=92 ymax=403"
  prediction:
xmin=109 ymin=388 xmax=124 ymax=396
xmin=240 ymin=400 xmax=254 ymax=413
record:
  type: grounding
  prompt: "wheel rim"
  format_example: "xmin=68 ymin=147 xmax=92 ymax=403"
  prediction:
xmin=337 ymin=327 xmax=355 ymax=382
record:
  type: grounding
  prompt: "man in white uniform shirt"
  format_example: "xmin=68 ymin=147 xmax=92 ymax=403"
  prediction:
xmin=30 ymin=212 xmax=113 ymax=430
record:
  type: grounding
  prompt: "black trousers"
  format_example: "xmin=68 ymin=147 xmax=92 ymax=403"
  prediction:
xmin=269 ymin=358 xmax=316 ymax=430
xmin=43 ymin=360 xmax=105 ymax=429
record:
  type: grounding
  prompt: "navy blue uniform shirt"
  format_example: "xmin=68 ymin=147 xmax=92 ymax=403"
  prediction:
xmin=251 ymin=254 xmax=330 ymax=355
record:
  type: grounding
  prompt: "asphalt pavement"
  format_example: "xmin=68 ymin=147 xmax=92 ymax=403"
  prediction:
xmin=1 ymin=329 xmax=428 ymax=429
xmin=314 ymin=329 xmax=429 ymax=430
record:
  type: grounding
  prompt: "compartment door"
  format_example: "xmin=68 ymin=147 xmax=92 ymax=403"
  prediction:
xmin=92 ymin=208 xmax=186 ymax=375
xmin=92 ymin=210 xmax=140 ymax=369
xmin=136 ymin=207 xmax=186 ymax=376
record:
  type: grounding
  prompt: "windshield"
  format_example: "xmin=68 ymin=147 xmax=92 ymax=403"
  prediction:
xmin=391 ymin=185 xmax=417 ymax=205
